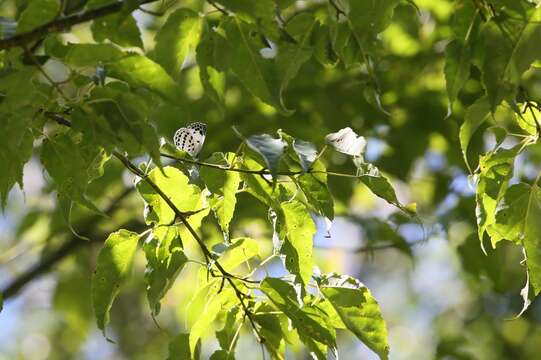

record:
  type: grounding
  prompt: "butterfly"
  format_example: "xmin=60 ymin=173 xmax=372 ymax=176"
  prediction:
xmin=325 ymin=127 xmax=366 ymax=157
xmin=173 ymin=122 xmax=207 ymax=157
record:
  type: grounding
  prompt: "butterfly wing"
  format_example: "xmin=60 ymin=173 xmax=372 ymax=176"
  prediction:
xmin=341 ymin=131 xmax=366 ymax=156
xmin=325 ymin=127 xmax=366 ymax=156
xmin=186 ymin=122 xmax=206 ymax=156
xmin=174 ymin=124 xmax=206 ymax=157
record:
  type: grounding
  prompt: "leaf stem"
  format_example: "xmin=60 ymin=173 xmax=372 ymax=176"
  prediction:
xmin=161 ymin=152 xmax=365 ymax=178
xmin=207 ymin=0 xmax=228 ymax=15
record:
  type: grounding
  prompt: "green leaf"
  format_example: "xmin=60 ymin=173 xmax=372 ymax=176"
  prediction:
xmin=301 ymin=336 xmax=328 ymax=360
xmin=154 ymin=8 xmax=202 ymax=78
xmin=220 ymin=17 xmax=292 ymax=115
xmin=246 ymin=134 xmax=287 ymax=178
xmin=347 ymin=0 xmax=400 ymax=48
xmin=144 ymin=226 xmax=188 ymax=316
xmin=214 ymin=0 xmax=275 ymax=21
xmin=168 ymin=333 xmax=199 ymax=360
xmin=279 ymin=199 xmax=316 ymax=286
xmin=313 ymin=23 xmax=338 ymax=67
xmin=487 ymin=183 xmax=541 ymax=294
xmin=178 ymin=205 xmax=211 ymax=246
xmin=298 ymin=160 xmax=334 ymax=220
xmin=260 ymin=278 xmax=337 ymax=349
xmin=503 ymin=7 xmax=541 ymax=86
xmin=41 ymin=133 xmax=109 ymax=214
xmin=480 ymin=22 xmax=515 ymax=111
xmin=117 ymin=94 xmax=163 ymax=166
xmin=331 ymin=21 xmax=360 ymax=68
xmin=254 ymin=304 xmax=287 ymax=358
xmin=136 ymin=166 xmax=202 ymax=225
xmin=74 ymin=87 xmax=162 ymax=164
xmin=451 ymin=0 xmax=478 ymax=41
xmin=16 ymin=0 xmax=60 ymax=33
xmin=314 ymin=297 xmax=346 ymax=330
xmin=92 ymin=229 xmax=139 ymax=335
xmin=356 ymin=163 xmax=401 ymax=208
xmin=319 ymin=274 xmax=390 ymax=360
xmin=218 ymin=237 xmax=259 ymax=273
xmin=0 ymin=113 xmax=34 ymax=207
xmin=186 ymin=282 xmax=215 ymax=327
xmin=197 ymin=28 xmax=227 ymax=114
xmin=189 ymin=289 xmax=235 ymax=355
xmin=200 ymin=153 xmax=241 ymax=235
xmin=43 ymin=37 xmax=125 ymax=66
xmin=240 ymin=155 xmax=275 ymax=206
xmin=487 ymin=183 xmax=531 ymax=245
xmin=302 ymin=295 xmax=343 ymax=359
xmin=91 ymin=13 xmax=143 ymax=48
xmin=481 ymin=8 xmax=541 ymax=111
xmin=445 ymin=39 xmax=472 ymax=108
xmin=107 ymin=54 xmax=184 ymax=102
xmin=460 ymin=96 xmax=490 ymax=172
xmin=476 ymin=146 xmax=520 ymax=249
xmin=215 ymin=307 xmax=241 ymax=358
xmin=276 ymin=14 xmax=316 ymax=105
xmin=200 ymin=152 xmax=234 ymax=193
xmin=0 ymin=68 xmax=48 ymax=114
xmin=63 ymin=43 xmax=124 ymax=67
xmin=515 ymin=103 xmax=540 ymax=135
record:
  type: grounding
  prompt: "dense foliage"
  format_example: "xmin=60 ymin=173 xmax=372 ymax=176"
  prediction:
xmin=2 ymin=0 xmax=541 ymax=359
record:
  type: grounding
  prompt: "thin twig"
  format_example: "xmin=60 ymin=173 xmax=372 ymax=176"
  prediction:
xmin=161 ymin=152 xmax=366 ymax=179
xmin=137 ymin=7 xmax=165 ymax=16
xmin=207 ymin=0 xmax=228 ymax=15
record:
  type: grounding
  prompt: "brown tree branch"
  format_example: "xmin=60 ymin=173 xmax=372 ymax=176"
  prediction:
xmin=0 ymin=0 xmax=160 ymax=50
xmin=1 ymin=188 xmax=135 ymax=300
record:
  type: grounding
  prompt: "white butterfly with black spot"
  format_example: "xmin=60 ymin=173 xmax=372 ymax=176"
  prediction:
xmin=174 ymin=122 xmax=207 ymax=157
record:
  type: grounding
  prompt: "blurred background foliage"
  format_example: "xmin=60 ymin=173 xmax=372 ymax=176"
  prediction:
xmin=1 ymin=0 xmax=541 ymax=359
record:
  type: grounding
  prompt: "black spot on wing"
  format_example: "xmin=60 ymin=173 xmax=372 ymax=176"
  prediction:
xmin=187 ymin=122 xmax=207 ymax=136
